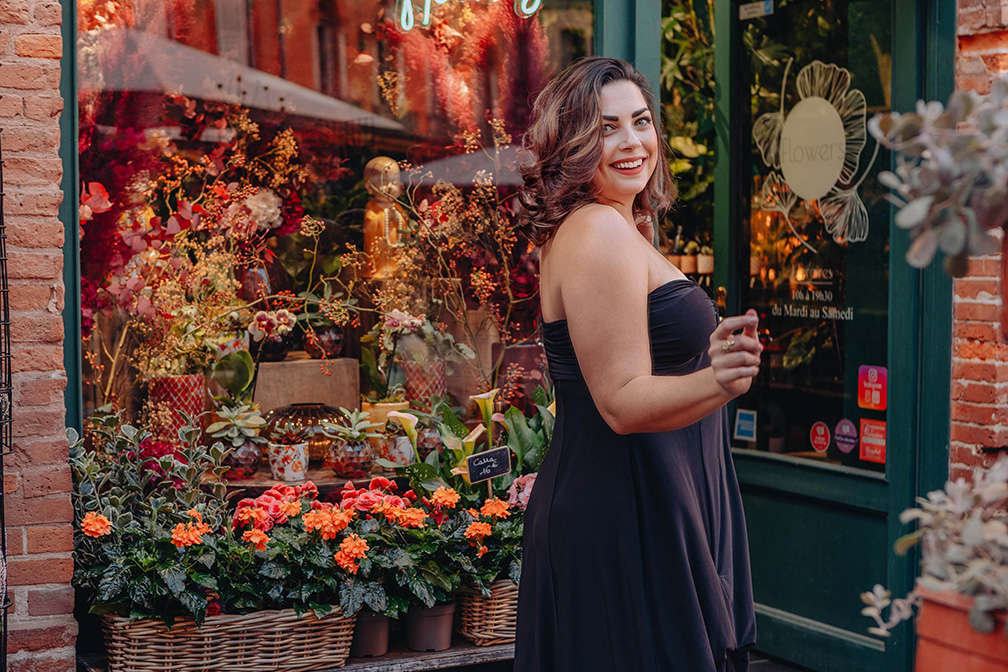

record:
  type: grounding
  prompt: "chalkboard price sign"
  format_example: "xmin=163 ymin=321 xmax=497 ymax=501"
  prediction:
xmin=465 ymin=447 xmax=511 ymax=484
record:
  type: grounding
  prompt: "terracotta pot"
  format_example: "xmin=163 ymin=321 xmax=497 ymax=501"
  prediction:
xmin=679 ymin=255 xmax=698 ymax=274
xmin=664 ymin=253 xmax=682 ymax=269
xmin=350 ymin=611 xmax=390 ymax=658
xmin=399 ymin=359 xmax=447 ymax=409
xmin=697 ymin=254 xmax=714 ymax=275
xmin=266 ymin=441 xmax=308 ymax=482
xmin=915 ymin=588 xmax=1008 ymax=672
xmin=406 ymin=603 xmax=455 ymax=652
xmin=148 ymin=374 xmax=207 ymax=442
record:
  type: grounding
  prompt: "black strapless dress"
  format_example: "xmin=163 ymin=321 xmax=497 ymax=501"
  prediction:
xmin=514 ymin=278 xmax=756 ymax=672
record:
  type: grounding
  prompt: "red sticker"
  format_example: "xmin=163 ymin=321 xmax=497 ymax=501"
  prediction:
xmin=859 ymin=419 xmax=886 ymax=464
xmin=810 ymin=422 xmax=830 ymax=453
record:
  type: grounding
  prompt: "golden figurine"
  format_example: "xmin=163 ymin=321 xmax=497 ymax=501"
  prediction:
xmin=362 ymin=156 xmax=405 ymax=279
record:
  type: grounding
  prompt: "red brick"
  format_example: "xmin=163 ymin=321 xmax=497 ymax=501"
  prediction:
xmin=8 ymin=650 xmax=77 ymax=672
xmin=16 ymin=372 xmax=66 ymax=406
xmin=2 ymin=125 xmax=60 ymax=153
xmin=22 ymin=466 xmax=71 ymax=498
xmin=949 ymin=422 xmax=1008 ymax=445
xmin=949 ymin=464 xmax=973 ymax=483
xmin=7 ymin=526 xmax=24 ymax=555
xmin=952 ymin=359 xmax=998 ymax=381
xmin=7 ymin=189 xmax=62 ymax=216
xmin=25 ymin=524 xmax=72 ymax=554
xmin=34 ymin=2 xmax=61 ymax=27
xmin=10 ymin=436 xmax=71 ymax=471
xmin=965 ymin=256 xmax=1000 ymax=277
xmin=2 ymin=156 xmax=62 ymax=186
xmin=7 ymin=250 xmax=62 ymax=280
xmin=27 ymin=586 xmax=73 ymax=617
xmin=11 ymin=344 xmax=64 ymax=374
xmin=953 ymin=300 xmax=1001 ymax=322
xmin=11 ymin=312 xmax=64 ymax=343
xmin=12 ymin=406 xmax=68 ymax=440
xmin=955 ymin=339 xmax=1008 ymax=360
xmin=0 ymin=93 xmax=23 ymax=116
xmin=956 ymin=73 xmax=994 ymax=94
xmin=954 ymin=321 xmax=1000 ymax=341
xmin=5 ymin=493 xmax=72 ymax=527
xmin=9 ymin=283 xmax=58 ymax=313
xmin=7 ymin=555 xmax=73 ymax=586
xmin=0 ymin=2 xmax=32 ymax=25
xmin=14 ymin=34 xmax=61 ymax=60
xmin=4 ymin=471 xmax=20 ymax=494
xmin=0 ymin=62 xmax=60 ymax=89
xmin=950 ymin=400 xmax=1002 ymax=424
xmin=7 ymin=216 xmax=64 ymax=248
xmin=951 ymin=380 xmax=1000 ymax=403
xmin=954 ymin=277 xmax=1000 ymax=299
xmin=7 ymin=622 xmax=76 ymax=653
xmin=23 ymin=94 xmax=61 ymax=120
xmin=982 ymin=52 xmax=1008 ymax=73
xmin=959 ymin=8 xmax=986 ymax=34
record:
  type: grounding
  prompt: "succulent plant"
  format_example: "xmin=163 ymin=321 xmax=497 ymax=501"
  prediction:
xmin=861 ymin=455 xmax=1008 ymax=638
xmin=205 ymin=404 xmax=267 ymax=448
xmin=267 ymin=420 xmax=310 ymax=445
xmin=320 ymin=408 xmax=383 ymax=443
xmin=869 ymin=78 xmax=1008 ymax=276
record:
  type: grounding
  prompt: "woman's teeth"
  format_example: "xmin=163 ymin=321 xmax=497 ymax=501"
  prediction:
xmin=613 ymin=159 xmax=643 ymax=169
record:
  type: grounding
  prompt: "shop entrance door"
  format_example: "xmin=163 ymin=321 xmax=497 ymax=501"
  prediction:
xmin=713 ymin=2 xmax=951 ymax=670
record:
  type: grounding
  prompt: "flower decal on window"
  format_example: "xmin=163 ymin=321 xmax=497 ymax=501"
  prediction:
xmin=753 ymin=59 xmax=878 ymax=245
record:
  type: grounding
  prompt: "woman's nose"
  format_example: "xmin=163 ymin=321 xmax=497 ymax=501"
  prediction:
xmin=618 ymin=126 xmax=642 ymax=150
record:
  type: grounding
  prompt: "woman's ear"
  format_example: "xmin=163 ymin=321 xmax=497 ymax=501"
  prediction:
xmin=635 ymin=215 xmax=656 ymax=245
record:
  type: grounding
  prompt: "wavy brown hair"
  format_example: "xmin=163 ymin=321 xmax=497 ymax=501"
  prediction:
xmin=517 ymin=57 xmax=675 ymax=246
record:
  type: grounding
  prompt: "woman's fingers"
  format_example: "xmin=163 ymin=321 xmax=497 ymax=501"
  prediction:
xmin=713 ymin=313 xmax=757 ymax=341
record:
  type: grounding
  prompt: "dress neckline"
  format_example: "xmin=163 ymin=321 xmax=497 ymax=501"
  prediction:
xmin=541 ymin=277 xmax=694 ymax=328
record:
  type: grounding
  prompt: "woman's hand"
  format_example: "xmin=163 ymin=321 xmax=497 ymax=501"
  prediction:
xmin=707 ymin=309 xmax=762 ymax=398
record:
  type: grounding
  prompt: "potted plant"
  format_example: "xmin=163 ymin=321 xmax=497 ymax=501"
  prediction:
xmin=392 ymin=313 xmax=476 ymax=409
xmin=205 ymin=403 xmax=268 ymax=480
xmin=264 ymin=420 xmax=309 ymax=482
xmin=861 ymin=456 xmax=1008 ymax=670
xmin=71 ymin=414 xmax=359 ymax=671
xmin=320 ymin=408 xmax=382 ymax=479
xmin=359 ymin=314 xmax=409 ymax=423
xmin=680 ymin=239 xmax=700 ymax=274
xmin=697 ymin=243 xmax=714 ymax=275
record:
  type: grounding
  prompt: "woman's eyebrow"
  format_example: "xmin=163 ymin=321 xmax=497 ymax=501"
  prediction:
xmin=601 ymin=108 xmax=649 ymax=121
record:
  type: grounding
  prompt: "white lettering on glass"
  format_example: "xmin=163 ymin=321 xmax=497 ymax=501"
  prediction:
xmin=396 ymin=0 xmax=543 ymax=32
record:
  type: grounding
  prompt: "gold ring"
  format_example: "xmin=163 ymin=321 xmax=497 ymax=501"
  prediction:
xmin=721 ymin=336 xmax=736 ymax=352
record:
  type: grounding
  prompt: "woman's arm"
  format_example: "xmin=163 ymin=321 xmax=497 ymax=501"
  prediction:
xmin=555 ymin=206 xmax=761 ymax=435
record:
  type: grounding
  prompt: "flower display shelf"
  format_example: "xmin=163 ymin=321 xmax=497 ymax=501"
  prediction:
xmin=80 ymin=641 xmax=515 ymax=672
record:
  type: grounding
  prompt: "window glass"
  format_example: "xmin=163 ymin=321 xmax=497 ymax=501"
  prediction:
xmin=733 ymin=0 xmax=891 ymax=472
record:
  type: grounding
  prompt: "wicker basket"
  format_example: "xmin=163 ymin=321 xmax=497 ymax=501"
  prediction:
xmin=103 ymin=608 xmax=356 ymax=672
xmin=457 ymin=580 xmax=519 ymax=646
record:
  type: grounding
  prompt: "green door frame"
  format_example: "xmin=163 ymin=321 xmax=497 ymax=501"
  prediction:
xmin=712 ymin=1 xmax=954 ymax=670
xmin=596 ymin=0 xmax=662 ymax=94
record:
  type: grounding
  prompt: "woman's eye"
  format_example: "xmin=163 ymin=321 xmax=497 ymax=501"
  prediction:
xmin=603 ymin=124 xmax=615 ymax=132
xmin=635 ymin=117 xmax=652 ymax=127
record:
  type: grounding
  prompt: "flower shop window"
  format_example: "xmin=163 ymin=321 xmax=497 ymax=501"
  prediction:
xmin=76 ymin=0 xmax=594 ymax=425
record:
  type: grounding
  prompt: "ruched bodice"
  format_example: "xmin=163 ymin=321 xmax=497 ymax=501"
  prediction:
xmin=515 ymin=277 xmax=756 ymax=672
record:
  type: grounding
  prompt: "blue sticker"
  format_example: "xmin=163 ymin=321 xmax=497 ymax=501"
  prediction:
xmin=734 ymin=409 xmax=758 ymax=442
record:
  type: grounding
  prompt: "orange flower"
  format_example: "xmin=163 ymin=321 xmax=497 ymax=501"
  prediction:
xmin=477 ymin=545 xmax=488 ymax=558
xmin=334 ymin=550 xmax=359 ymax=574
xmin=187 ymin=508 xmax=204 ymax=523
xmin=466 ymin=508 xmax=480 ymax=518
xmin=243 ymin=528 xmax=269 ymax=551
xmin=303 ymin=508 xmax=354 ymax=540
xmin=235 ymin=506 xmax=268 ymax=528
xmin=282 ymin=500 xmax=302 ymax=518
xmin=82 ymin=511 xmax=112 ymax=538
xmin=339 ymin=533 xmax=369 ymax=560
xmin=383 ymin=505 xmax=427 ymax=528
xmin=480 ymin=498 xmax=509 ymax=519
xmin=431 ymin=487 xmax=460 ymax=509
xmin=465 ymin=521 xmax=492 ymax=540
xmin=171 ymin=521 xmax=209 ymax=548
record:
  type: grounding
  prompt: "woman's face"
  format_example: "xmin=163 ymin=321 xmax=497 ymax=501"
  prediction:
xmin=591 ymin=79 xmax=659 ymax=206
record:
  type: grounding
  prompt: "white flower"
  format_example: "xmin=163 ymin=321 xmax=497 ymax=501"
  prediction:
xmin=243 ymin=189 xmax=283 ymax=231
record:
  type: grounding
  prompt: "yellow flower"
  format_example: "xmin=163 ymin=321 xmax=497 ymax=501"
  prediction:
xmin=431 ymin=487 xmax=460 ymax=509
xmin=387 ymin=410 xmax=419 ymax=461
xmin=480 ymin=498 xmax=509 ymax=519
xmin=470 ymin=388 xmax=499 ymax=446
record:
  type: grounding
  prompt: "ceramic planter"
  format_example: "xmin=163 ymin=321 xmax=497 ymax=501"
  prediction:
xmin=222 ymin=441 xmax=263 ymax=480
xmin=327 ymin=438 xmax=374 ymax=479
xmin=697 ymin=253 xmax=714 ymax=275
xmin=399 ymin=359 xmax=447 ymax=409
xmin=373 ymin=434 xmax=414 ymax=466
xmin=266 ymin=441 xmax=308 ymax=482
xmin=406 ymin=603 xmax=456 ymax=652
xmin=361 ymin=400 xmax=410 ymax=426
xmin=350 ymin=611 xmax=390 ymax=658
xmin=914 ymin=587 xmax=1007 ymax=672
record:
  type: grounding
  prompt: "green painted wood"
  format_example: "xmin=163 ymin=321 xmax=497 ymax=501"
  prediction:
xmin=753 ymin=604 xmax=884 ymax=672
xmin=633 ymin=0 xmax=661 ymax=94
xmin=59 ymin=0 xmax=82 ymax=433
xmin=595 ymin=0 xmax=633 ymax=61
xmin=712 ymin=0 xmax=739 ymax=316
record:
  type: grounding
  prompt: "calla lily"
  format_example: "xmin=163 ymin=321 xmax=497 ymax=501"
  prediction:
xmin=462 ymin=424 xmax=485 ymax=454
xmin=448 ymin=424 xmax=486 ymax=484
xmin=547 ymin=400 xmax=556 ymax=416
xmin=470 ymin=388 xmax=499 ymax=447
xmin=387 ymin=410 xmax=419 ymax=462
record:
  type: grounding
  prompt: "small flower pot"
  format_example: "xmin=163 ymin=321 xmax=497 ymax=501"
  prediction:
xmin=914 ymin=587 xmax=1008 ymax=672
xmin=417 ymin=426 xmax=443 ymax=461
xmin=679 ymin=254 xmax=698 ymax=274
xmin=254 ymin=333 xmax=291 ymax=362
xmin=399 ymin=359 xmax=447 ymax=409
xmin=222 ymin=441 xmax=263 ymax=480
xmin=328 ymin=438 xmax=374 ymax=479
xmin=665 ymin=253 xmax=682 ymax=269
xmin=266 ymin=441 xmax=308 ymax=481
xmin=305 ymin=325 xmax=345 ymax=359
xmin=361 ymin=400 xmax=410 ymax=426
xmin=697 ymin=253 xmax=714 ymax=275
xmin=750 ymin=255 xmax=763 ymax=277
xmin=406 ymin=603 xmax=455 ymax=652
xmin=373 ymin=434 xmax=414 ymax=466
xmin=350 ymin=611 xmax=390 ymax=658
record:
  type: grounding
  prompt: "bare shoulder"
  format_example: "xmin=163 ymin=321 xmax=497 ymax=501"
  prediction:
xmin=550 ymin=203 xmax=638 ymax=263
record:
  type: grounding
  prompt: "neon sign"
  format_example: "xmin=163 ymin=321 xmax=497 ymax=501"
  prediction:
xmin=397 ymin=0 xmax=543 ymax=32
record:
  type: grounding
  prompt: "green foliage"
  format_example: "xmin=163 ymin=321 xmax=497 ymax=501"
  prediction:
xmin=446 ymin=509 xmax=523 ymax=596
xmin=205 ymin=403 xmax=267 ymax=448
xmin=210 ymin=350 xmax=256 ymax=403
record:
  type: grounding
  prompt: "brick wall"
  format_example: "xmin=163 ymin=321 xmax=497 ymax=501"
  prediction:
xmin=950 ymin=0 xmax=1008 ymax=481
xmin=1 ymin=1 xmax=76 ymax=671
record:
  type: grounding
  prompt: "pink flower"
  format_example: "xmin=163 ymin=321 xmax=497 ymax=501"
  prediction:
xmin=506 ymin=473 xmax=537 ymax=511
